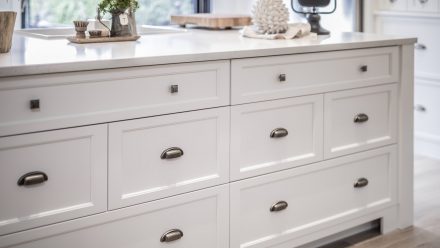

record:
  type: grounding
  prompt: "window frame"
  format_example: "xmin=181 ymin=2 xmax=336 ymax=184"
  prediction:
xmin=21 ymin=0 xmax=211 ymax=28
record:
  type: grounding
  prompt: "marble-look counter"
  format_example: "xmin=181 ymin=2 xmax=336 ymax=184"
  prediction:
xmin=0 ymin=29 xmax=416 ymax=78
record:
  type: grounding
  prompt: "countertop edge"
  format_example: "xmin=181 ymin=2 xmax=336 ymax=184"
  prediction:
xmin=0 ymin=37 xmax=417 ymax=78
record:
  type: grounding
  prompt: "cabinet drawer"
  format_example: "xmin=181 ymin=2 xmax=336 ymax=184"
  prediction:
xmin=415 ymin=80 xmax=440 ymax=138
xmin=324 ymin=84 xmax=398 ymax=158
xmin=380 ymin=0 xmax=408 ymax=11
xmin=0 ymin=60 xmax=230 ymax=137
xmin=108 ymin=107 xmax=229 ymax=209
xmin=231 ymin=47 xmax=399 ymax=104
xmin=0 ymin=185 xmax=229 ymax=248
xmin=377 ymin=16 xmax=440 ymax=78
xmin=408 ymin=0 xmax=439 ymax=12
xmin=230 ymin=147 xmax=397 ymax=248
xmin=0 ymin=125 xmax=107 ymax=236
xmin=230 ymin=95 xmax=323 ymax=180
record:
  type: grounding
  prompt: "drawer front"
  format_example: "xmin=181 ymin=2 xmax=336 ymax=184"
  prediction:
xmin=230 ymin=147 xmax=397 ymax=248
xmin=231 ymin=47 xmax=399 ymax=104
xmin=109 ymin=107 xmax=230 ymax=209
xmin=0 ymin=185 xmax=229 ymax=248
xmin=408 ymin=0 xmax=439 ymax=12
xmin=377 ymin=16 xmax=440 ymax=78
xmin=324 ymin=84 xmax=398 ymax=158
xmin=0 ymin=125 xmax=107 ymax=236
xmin=230 ymin=95 xmax=324 ymax=180
xmin=380 ymin=0 xmax=408 ymax=11
xmin=0 ymin=60 xmax=230 ymax=137
xmin=415 ymin=80 xmax=440 ymax=138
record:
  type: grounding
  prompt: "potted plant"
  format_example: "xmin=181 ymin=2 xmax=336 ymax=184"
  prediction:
xmin=0 ymin=0 xmax=17 ymax=53
xmin=98 ymin=0 xmax=139 ymax=37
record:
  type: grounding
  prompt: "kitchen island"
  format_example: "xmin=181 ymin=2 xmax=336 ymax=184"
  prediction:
xmin=0 ymin=30 xmax=415 ymax=248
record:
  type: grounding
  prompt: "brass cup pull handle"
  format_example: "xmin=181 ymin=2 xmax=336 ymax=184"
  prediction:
xmin=415 ymin=104 xmax=427 ymax=112
xmin=278 ymin=74 xmax=287 ymax=82
xmin=161 ymin=147 xmax=184 ymax=160
xmin=270 ymin=128 xmax=289 ymax=138
xmin=419 ymin=0 xmax=429 ymax=4
xmin=415 ymin=43 xmax=427 ymax=50
xmin=354 ymin=113 xmax=369 ymax=123
xmin=360 ymin=65 xmax=368 ymax=72
xmin=17 ymin=171 xmax=48 ymax=186
xmin=270 ymin=201 xmax=288 ymax=212
xmin=354 ymin=178 xmax=369 ymax=188
xmin=160 ymin=229 xmax=184 ymax=243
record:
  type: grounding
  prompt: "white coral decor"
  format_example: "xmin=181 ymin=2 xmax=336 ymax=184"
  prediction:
xmin=252 ymin=0 xmax=290 ymax=34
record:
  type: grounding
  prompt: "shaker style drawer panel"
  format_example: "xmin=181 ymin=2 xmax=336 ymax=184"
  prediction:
xmin=0 ymin=60 xmax=230 ymax=137
xmin=231 ymin=47 xmax=399 ymax=104
xmin=230 ymin=147 xmax=397 ymax=248
xmin=414 ymin=80 xmax=440 ymax=138
xmin=0 ymin=125 xmax=107 ymax=236
xmin=0 ymin=185 xmax=229 ymax=248
xmin=377 ymin=16 xmax=440 ymax=78
xmin=230 ymin=95 xmax=324 ymax=180
xmin=108 ymin=107 xmax=230 ymax=209
xmin=324 ymin=84 xmax=398 ymax=159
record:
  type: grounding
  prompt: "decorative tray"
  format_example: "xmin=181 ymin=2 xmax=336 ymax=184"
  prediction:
xmin=67 ymin=35 xmax=140 ymax=44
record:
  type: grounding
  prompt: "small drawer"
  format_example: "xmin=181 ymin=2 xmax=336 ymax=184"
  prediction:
xmin=415 ymin=80 xmax=440 ymax=137
xmin=408 ymin=0 xmax=439 ymax=13
xmin=0 ymin=60 xmax=230 ymax=137
xmin=324 ymin=84 xmax=398 ymax=159
xmin=108 ymin=107 xmax=230 ymax=209
xmin=231 ymin=47 xmax=399 ymax=104
xmin=0 ymin=125 xmax=107 ymax=236
xmin=380 ymin=0 xmax=408 ymax=11
xmin=230 ymin=95 xmax=324 ymax=180
xmin=230 ymin=147 xmax=397 ymax=248
xmin=0 ymin=185 xmax=229 ymax=248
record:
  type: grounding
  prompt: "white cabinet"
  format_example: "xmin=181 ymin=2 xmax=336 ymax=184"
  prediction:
xmin=230 ymin=147 xmax=397 ymax=248
xmin=0 ymin=43 xmax=412 ymax=248
xmin=380 ymin=0 xmax=408 ymax=11
xmin=230 ymin=95 xmax=323 ymax=180
xmin=108 ymin=107 xmax=230 ymax=209
xmin=324 ymin=84 xmax=398 ymax=158
xmin=375 ymin=3 xmax=440 ymax=158
xmin=0 ymin=125 xmax=107 ymax=236
xmin=0 ymin=185 xmax=229 ymax=248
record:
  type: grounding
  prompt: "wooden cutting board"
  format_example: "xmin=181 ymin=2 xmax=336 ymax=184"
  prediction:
xmin=171 ymin=14 xmax=252 ymax=29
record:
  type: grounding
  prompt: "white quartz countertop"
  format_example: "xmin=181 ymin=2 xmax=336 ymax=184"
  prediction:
xmin=0 ymin=29 xmax=416 ymax=78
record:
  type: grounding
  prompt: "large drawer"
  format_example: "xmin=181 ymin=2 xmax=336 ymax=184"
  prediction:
xmin=324 ymin=84 xmax=398 ymax=158
xmin=230 ymin=147 xmax=397 ymax=248
xmin=0 ymin=125 xmax=107 ymax=236
xmin=0 ymin=185 xmax=229 ymax=248
xmin=230 ymin=95 xmax=323 ymax=180
xmin=231 ymin=47 xmax=399 ymax=104
xmin=108 ymin=107 xmax=230 ymax=209
xmin=377 ymin=15 xmax=440 ymax=78
xmin=0 ymin=60 xmax=230 ymax=137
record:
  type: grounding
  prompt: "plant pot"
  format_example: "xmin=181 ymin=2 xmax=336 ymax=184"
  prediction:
xmin=111 ymin=10 xmax=132 ymax=37
xmin=0 ymin=11 xmax=17 ymax=53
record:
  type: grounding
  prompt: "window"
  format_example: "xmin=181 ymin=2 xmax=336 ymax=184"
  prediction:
xmin=23 ymin=0 xmax=210 ymax=28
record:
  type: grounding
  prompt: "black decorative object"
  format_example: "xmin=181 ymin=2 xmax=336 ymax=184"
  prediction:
xmin=291 ymin=0 xmax=337 ymax=35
